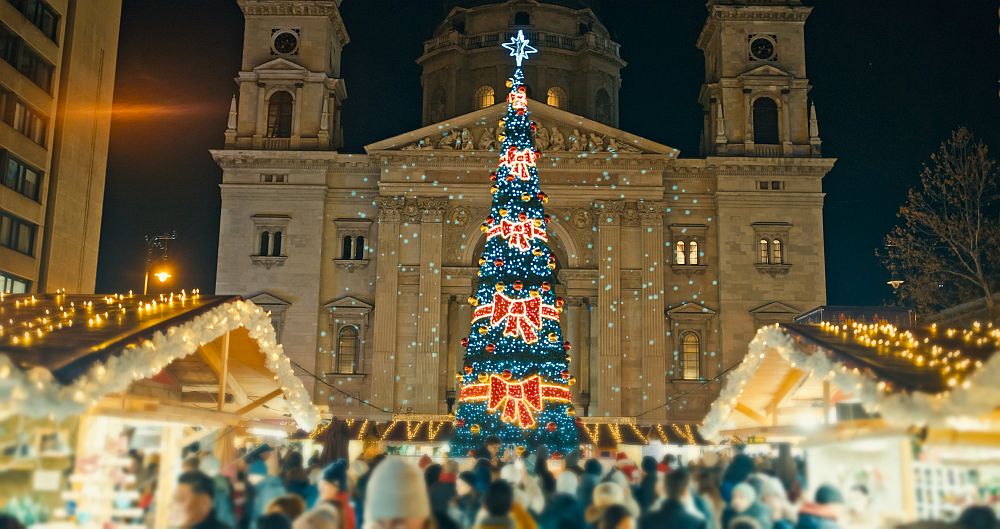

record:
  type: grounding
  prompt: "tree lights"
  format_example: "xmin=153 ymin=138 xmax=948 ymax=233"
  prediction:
xmin=451 ymin=32 xmax=579 ymax=456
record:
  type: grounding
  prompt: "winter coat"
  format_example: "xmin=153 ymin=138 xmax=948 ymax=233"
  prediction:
xmin=211 ymin=475 xmax=236 ymax=527
xmin=722 ymin=502 xmax=772 ymax=529
xmin=635 ymin=475 xmax=658 ymax=514
xmin=449 ymin=494 xmax=479 ymax=529
xmin=430 ymin=481 xmax=458 ymax=517
xmin=640 ymin=499 xmax=707 ymax=529
xmin=249 ymin=476 xmax=285 ymax=529
xmin=795 ymin=503 xmax=840 ymax=529
xmin=535 ymin=493 xmax=584 ymax=529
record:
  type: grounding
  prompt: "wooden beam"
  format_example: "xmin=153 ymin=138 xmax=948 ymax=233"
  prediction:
xmin=197 ymin=339 xmax=249 ymax=406
xmin=735 ymin=403 xmax=769 ymax=425
xmin=218 ymin=331 xmax=230 ymax=411
xmin=236 ymin=388 xmax=283 ymax=416
xmin=765 ymin=368 xmax=807 ymax=415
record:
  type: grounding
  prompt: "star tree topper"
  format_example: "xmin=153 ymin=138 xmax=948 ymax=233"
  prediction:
xmin=502 ymin=29 xmax=537 ymax=67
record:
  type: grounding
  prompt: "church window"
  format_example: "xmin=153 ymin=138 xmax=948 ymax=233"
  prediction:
xmin=759 ymin=238 xmax=770 ymax=263
xmin=681 ymin=332 xmax=701 ymax=380
xmin=271 ymin=231 xmax=283 ymax=256
xmin=752 ymin=97 xmax=779 ymax=144
xmin=688 ymin=241 xmax=699 ymax=265
xmin=259 ymin=231 xmax=270 ymax=256
xmin=341 ymin=236 xmax=352 ymax=260
xmin=266 ymin=91 xmax=293 ymax=138
xmin=595 ymin=89 xmax=612 ymax=124
xmin=772 ymin=239 xmax=783 ymax=264
xmin=251 ymin=215 xmax=290 ymax=263
xmin=513 ymin=11 xmax=531 ymax=26
xmin=355 ymin=236 xmax=365 ymax=260
xmin=675 ymin=241 xmax=685 ymax=265
xmin=474 ymin=85 xmax=495 ymax=109
xmin=546 ymin=87 xmax=567 ymax=109
xmin=336 ymin=326 xmax=359 ymax=374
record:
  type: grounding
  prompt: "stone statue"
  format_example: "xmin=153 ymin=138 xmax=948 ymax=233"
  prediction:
xmin=535 ymin=123 xmax=550 ymax=150
xmin=587 ymin=132 xmax=604 ymax=152
xmin=607 ymin=137 xmax=641 ymax=153
xmin=549 ymin=126 xmax=565 ymax=151
xmin=569 ymin=129 xmax=585 ymax=151
xmin=478 ymin=127 xmax=497 ymax=150
xmin=571 ymin=209 xmax=591 ymax=229
xmin=439 ymin=129 xmax=459 ymax=149
xmin=460 ymin=128 xmax=474 ymax=150
xmin=449 ymin=207 xmax=469 ymax=226
xmin=417 ymin=136 xmax=434 ymax=150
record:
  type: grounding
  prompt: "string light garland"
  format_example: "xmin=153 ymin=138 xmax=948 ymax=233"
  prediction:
xmin=452 ymin=32 xmax=578 ymax=456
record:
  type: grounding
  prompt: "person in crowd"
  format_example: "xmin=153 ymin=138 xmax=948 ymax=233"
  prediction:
xmin=249 ymin=446 xmax=287 ymax=529
xmin=727 ymin=517 xmax=763 ymax=529
xmin=612 ymin=453 xmax=638 ymax=484
xmin=172 ymin=471 xmax=232 ymax=529
xmin=563 ymin=452 xmax=584 ymax=476
xmin=267 ymin=495 xmax=306 ymax=521
xmin=577 ymin=459 xmax=604 ymax=507
xmin=585 ymin=482 xmax=636 ymax=528
xmin=256 ymin=513 xmax=292 ymax=529
xmin=758 ymin=476 xmax=795 ymax=529
xmin=450 ymin=471 xmax=481 ymax=529
xmin=695 ymin=467 xmax=724 ymax=529
xmin=351 ymin=455 xmax=377 ymax=529
xmin=599 ymin=505 xmax=636 ymax=529
xmin=473 ymin=458 xmax=495 ymax=496
xmin=0 ymin=514 xmax=25 ymax=529
xmin=293 ymin=505 xmax=340 ymax=529
xmin=499 ymin=459 xmax=545 ymax=515
xmin=317 ymin=460 xmax=355 ymax=529
xmin=639 ymin=468 xmax=705 ymax=529
xmin=658 ymin=454 xmax=677 ymax=474
xmin=184 ymin=456 xmax=203 ymax=473
xmin=722 ymin=483 xmax=771 ymax=529
xmin=363 ymin=457 xmax=434 ymax=529
xmin=474 ymin=480 xmax=537 ymax=529
xmin=721 ymin=454 xmax=755 ymax=503
xmin=429 ymin=462 xmax=459 ymax=518
xmin=635 ymin=456 xmax=659 ymax=514
xmin=282 ymin=451 xmax=317 ymax=506
xmin=232 ymin=467 xmax=253 ymax=529
xmin=198 ymin=455 xmax=236 ymax=527
xmin=602 ymin=468 xmax=641 ymax=519
xmin=535 ymin=467 xmax=585 ymax=529
xmin=957 ymin=506 xmax=998 ymax=529
xmin=472 ymin=435 xmax=504 ymax=470
xmin=795 ymin=485 xmax=843 ymax=529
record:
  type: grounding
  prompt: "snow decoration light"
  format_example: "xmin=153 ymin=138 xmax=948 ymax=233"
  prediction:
xmin=0 ymin=296 xmax=320 ymax=430
xmin=700 ymin=322 xmax=1000 ymax=443
xmin=452 ymin=35 xmax=578 ymax=456
xmin=501 ymin=29 xmax=537 ymax=67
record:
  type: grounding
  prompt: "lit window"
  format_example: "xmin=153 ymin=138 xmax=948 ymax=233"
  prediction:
xmin=474 ymin=85 xmax=495 ymax=109
xmin=266 ymin=91 xmax=293 ymax=138
xmin=675 ymin=241 xmax=685 ymax=265
xmin=772 ymin=239 xmax=782 ymax=264
xmin=546 ymin=87 xmax=567 ymax=109
xmin=689 ymin=241 xmax=699 ymax=265
xmin=759 ymin=239 xmax=770 ymax=263
xmin=0 ymin=209 xmax=36 ymax=255
xmin=682 ymin=333 xmax=700 ymax=380
xmin=0 ymin=270 xmax=30 ymax=293
xmin=336 ymin=326 xmax=359 ymax=374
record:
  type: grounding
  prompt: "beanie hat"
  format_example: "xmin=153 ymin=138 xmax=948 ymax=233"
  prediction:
xmin=556 ymin=471 xmax=579 ymax=495
xmin=591 ymin=482 xmax=625 ymax=507
xmin=321 ymin=459 xmax=348 ymax=489
xmin=732 ymin=482 xmax=757 ymax=503
xmin=364 ymin=457 xmax=431 ymax=521
xmin=815 ymin=484 xmax=844 ymax=505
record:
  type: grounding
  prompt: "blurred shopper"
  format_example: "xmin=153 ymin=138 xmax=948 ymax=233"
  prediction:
xmin=172 ymin=471 xmax=233 ymax=529
xmin=363 ymin=457 xmax=434 ymax=529
xmin=639 ymin=468 xmax=705 ymax=529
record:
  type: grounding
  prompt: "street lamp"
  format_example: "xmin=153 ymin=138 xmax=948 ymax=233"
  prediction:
xmin=144 ymin=231 xmax=176 ymax=295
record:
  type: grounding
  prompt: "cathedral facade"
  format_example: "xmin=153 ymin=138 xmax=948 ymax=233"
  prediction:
xmin=213 ymin=0 xmax=834 ymax=428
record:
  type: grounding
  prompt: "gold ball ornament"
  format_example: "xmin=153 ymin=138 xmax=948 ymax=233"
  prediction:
xmin=515 ymin=445 xmax=527 ymax=456
xmin=478 ymin=326 xmax=488 ymax=334
xmin=468 ymin=296 xmax=478 ymax=306
xmin=489 ymin=186 xmax=499 ymax=195
xmin=495 ymin=282 xmax=505 ymax=292
xmin=533 ymin=219 xmax=543 ymax=227
xmin=521 ymin=194 xmax=531 ymax=202
xmin=477 ymin=373 xmax=489 ymax=383
xmin=506 ymin=79 xmax=514 ymax=88
xmin=497 ymin=134 xmax=506 ymax=142
xmin=567 ymin=406 xmax=576 ymax=417
xmin=470 ymin=424 xmax=481 ymax=435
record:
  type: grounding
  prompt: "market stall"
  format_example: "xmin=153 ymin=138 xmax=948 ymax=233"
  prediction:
xmin=700 ymin=320 xmax=1000 ymax=523
xmin=0 ymin=291 xmax=319 ymax=529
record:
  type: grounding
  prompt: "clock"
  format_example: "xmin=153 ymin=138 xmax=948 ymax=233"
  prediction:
xmin=272 ymin=31 xmax=299 ymax=55
xmin=749 ymin=37 xmax=775 ymax=61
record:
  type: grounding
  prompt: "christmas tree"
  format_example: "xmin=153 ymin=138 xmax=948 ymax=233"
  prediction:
xmin=451 ymin=31 xmax=579 ymax=457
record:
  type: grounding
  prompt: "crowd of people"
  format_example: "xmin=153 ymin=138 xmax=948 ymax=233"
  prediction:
xmin=165 ymin=437 xmax=998 ymax=529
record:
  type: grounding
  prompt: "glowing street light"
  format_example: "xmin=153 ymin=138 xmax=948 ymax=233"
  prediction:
xmin=143 ymin=231 xmax=176 ymax=295
xmin=154 ymin=270 xmax=172 ymax=283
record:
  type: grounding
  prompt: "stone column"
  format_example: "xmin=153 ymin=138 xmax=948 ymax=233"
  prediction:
xmin=592 ymin=201 xmax=623 ymax=416
xmin=371 ymin=197 xmax=403 ymax=411
xmin=415 ymin=198 xmax=447 ymax=413
xmin=640 ymin=202 xmax=668 ymax=420
xmin=253 ymin=83 xmax=266 ymax=147
xmin=564 ymin=296 xmax=583 ymax=403
xmin=292 ymin=82 xmax=303 ymax=144
xmin=445 ymin=296 xmax=459 ymax=389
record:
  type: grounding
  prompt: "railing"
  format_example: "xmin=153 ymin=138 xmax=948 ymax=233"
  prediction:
xmin=752 ymin=144 xmax=783 ymax=157
xmin=264 ymin=137 xmax=291 ymax=150
xmin=423 ymin=30 xmax=620 ymax=57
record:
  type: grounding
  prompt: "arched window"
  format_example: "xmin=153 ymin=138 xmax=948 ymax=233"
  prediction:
xmin=595 ymin=89 xmax=612 ymax=124
xmin=689 ymin=241 xmax=699 ymax=265
xmin=759 ymin=239 xmax=770 ymax=263
xmin=354 ymin=236 xmax=365 ymax=260
xmin=546 ymin=87 xmax=567 ymax=109
xmin=341 ymin=236 xmax=352 ymax=260
xmin=474 ymin=86 xmax=495 ymax=109
xmin=772 ymin=239 xmax=783 ymax=264
xmin=682 ymin=333 xmax=701 ymax=380
xmin=259 ymin=231 xmax=270 ymax=256
xmin=752 ymin=97 xmax=779 ymax=144
xmin=675 ymin=241 xmax=686 ymax=265
xmin=266 ymin=91 xmax=293 ymax=138
xmin=336 ymin=326 xmax=359 ymax=374
xmin=513 ymin=11 xmax=530 ymax=25
xmin=271 ymin=231 xmax=283 ymax=256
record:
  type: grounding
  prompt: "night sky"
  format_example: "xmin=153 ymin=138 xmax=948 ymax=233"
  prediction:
xmin=96 ymin=0 xmax=1000 ymax=307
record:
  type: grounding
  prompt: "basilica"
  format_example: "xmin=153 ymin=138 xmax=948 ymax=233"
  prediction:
xmin=213 ymin=0 xmax=834 ymax=435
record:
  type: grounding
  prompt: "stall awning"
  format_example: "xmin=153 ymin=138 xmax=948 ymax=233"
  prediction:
xmin=0 ymin=292 xmax=319 ymax=430
xmin=700 ymin=321 xmax=1000 ymax=443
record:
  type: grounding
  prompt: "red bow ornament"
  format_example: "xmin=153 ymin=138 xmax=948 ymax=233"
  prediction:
xmin=489 ymin=375 xmax=543 ymax=427
xmin=499 ymin=147 xmax=540 ymax=180
xmin=487 ymin=219 xmax=547 ymax=252
xmin=473 ymin=293 xmax=559 ymax=343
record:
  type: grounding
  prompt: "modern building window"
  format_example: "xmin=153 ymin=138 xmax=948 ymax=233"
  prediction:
xmin=513 ymin=11 xmax=530 ymax=26
xmin=546 ymin=86 xmax=567 ymax=109
xmin=688 ymin=241 xmax=699 ymax=265
xmin=7 ymin=0 xmax=60 ymax=42
xmin=758 ymin=238 xmax=770 ymax=263
xmin=2 ymin=151 xmax=41 ymax=200
xmin=0 ymin=269 xmax=30 ymax=293
xmin=675 ymin=241 xmax=685 ymax=265
xmin=681 ymin=332 xmax=701 ymax=380
xmin=0 ymin=209 xmax=36 ymax=255
xmin=258 ymin=231 xmax=270 ymax=256
xmin=0 ymin=23 xmax=54 ymax=91
xmin=752 ymin=97 xmax=779 ymax=144
xmin=772 ymin=239 xmax=783 ymax=264
xmin=265 ymin=91 xmax=293 ymax=138
xmin=595 ymin=88 xmax=612 ymax=124
xmin=335 ymin=326 xmax=359 ymax=373
xmin=1 ymin=86 xmax=48 ymax=145
xmin=474 ymin=85 xmax=494 ymax=109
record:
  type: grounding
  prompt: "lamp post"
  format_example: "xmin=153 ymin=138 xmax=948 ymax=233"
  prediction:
xmin=445 ymin=389 xmax=456 ymax=415
xmin=144 ymin=231 xmax=176 ymax=295
xmin=580 ymin=391 xmax=591 ymax=417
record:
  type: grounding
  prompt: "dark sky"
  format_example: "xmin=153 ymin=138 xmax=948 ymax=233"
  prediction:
xmin=96 ymin=0 xmax=1000 ymax=306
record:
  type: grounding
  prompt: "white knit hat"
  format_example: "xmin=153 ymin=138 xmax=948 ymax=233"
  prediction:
xmin=592 ymin=482 xmax=625 ymax=507
xmin=364 ymin=457 xmax=431 ymax=521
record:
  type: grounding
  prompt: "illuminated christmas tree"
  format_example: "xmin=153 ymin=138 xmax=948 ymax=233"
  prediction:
xmin=451 ymin=31 xmax=579 ymax=457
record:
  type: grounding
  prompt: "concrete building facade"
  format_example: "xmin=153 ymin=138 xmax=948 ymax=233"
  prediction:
xmin=213 ymin=0 xmax=834 ymax=425
xmin=0 ymin=0 xmax=123 ymax=293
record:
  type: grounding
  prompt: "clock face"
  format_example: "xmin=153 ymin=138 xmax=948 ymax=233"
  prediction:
xmin=750 ymin=37 xmax=775 ymax=61
xmin=273 ymin=31 xmax=298 ymax=54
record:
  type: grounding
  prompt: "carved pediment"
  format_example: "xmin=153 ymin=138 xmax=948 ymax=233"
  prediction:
xmin=254 ymin=57 xmax=308 ymax=73
xmin=323 ymin=296 xmax=373 ymax=311
xmin=739 ymin=64 xmax=794 ymax=79
xmin=247 ymin=291 xmax=291 ymax=308
xmin=748 ymin=301 xmax=800 ymax=316
xmin=365 ymin=99 xmax=679 ymax=156
xmin=667 ymin=302 xmax=717 ymax=319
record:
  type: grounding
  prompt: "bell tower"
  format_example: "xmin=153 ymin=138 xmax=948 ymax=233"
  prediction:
xmin=226 ymin=0 xmax=350 ymax=150
xmin=697 ymin=0 xmax=821 ymax=157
